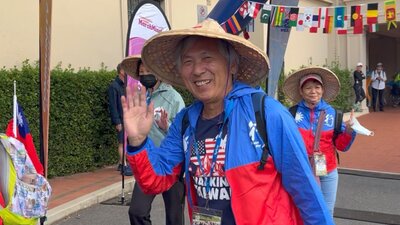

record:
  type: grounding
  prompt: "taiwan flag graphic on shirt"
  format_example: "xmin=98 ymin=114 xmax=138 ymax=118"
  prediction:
xmin=6 ymin=102 xmax=44 ymax=175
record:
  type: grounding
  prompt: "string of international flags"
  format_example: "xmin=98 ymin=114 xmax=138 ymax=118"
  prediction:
xmin=220 ymin=0 xmax=398 ymax=36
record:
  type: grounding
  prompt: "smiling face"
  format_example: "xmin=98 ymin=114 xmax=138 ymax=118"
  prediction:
xmin=300 ymin=79 xmax=324 ymax=106
xmin=178 ymin=37 xmax=236 ymax=106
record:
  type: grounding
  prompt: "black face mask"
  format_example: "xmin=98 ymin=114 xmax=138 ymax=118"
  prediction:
xmin=139 ymin=74 xmax=157 ymax=89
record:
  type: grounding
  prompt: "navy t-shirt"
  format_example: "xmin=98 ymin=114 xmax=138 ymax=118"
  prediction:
xmin=189 ymin=114 xmax=235 ymax=225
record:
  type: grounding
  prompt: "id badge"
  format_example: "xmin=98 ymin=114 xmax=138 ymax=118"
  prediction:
xmin=314 ymin=153 xmax=328 ymax=176
xmin=192 ymin=206 xmax=223 ymax=225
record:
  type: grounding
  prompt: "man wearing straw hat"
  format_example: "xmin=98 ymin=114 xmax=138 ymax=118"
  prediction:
xmin=283 ymin=67 xmax=356 ymax=215
xmin=120 ymin=55 xmax=185 ymax=225
xmin=123 ymin=19 xmax=333 ymax=225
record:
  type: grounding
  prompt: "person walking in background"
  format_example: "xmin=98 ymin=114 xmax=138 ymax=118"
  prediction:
xmin=370 ymin=62 xmax=387 ymax=112
xmin=107 ymin=64 xmax=132 ymax=176
xmin=123 ymin=19 xmax=334 ymax=225
xmin=121 ymin=55 xmax=185 ymax=225
xmin=353 ymin=62 xmax=366 ymax=112
xmin=283 ymin=67 xmax=357 ymax=215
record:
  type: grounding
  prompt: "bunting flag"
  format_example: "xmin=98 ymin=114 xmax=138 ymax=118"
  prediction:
xmin=309 ymin=14 xmax=320 ymax=33
xmin=227 ymin=14 xmax=242 ymax=34
xmin=319 ymin=7 xmax=328 ymax=29
xmin=303 ymin=8 xmax=313 ymax=27
xmin=248 ymin=2 xmax=262 ymax=18
xmin=289 ymin=7 xmax=299 ymax=27
xmin=296 ymin=13 xmax=305 ymax=31
xmin=337 ymin=16 xmax=348 ymax=35
xmin=220 ymin=1 xmax=397 ymax=36
xmin=323 ymin=16 xmax=333 ymax=33
xmin=385 ymin=0 xmax=397 ymax=30
xmin=274 ymin=6 xmax=285 ymax=27
xmin=239 ymin=2 xmax=249 ymax=18
xmin=335 ymin=6 xmax=345 ymax=28
xmin=367 ymin=3 xmax=379 ymax=32
xmin=351 ymin=5 xmax=363 ymax=34
xmin=260 ymin=4 xmax=272 ymax=23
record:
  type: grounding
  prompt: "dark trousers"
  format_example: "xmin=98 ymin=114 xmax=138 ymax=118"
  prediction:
xmin=353 ymin=84 xmax=365 ymax=103
xmin=372 ymin=88 xmax=384 ymax=111
xmin=129 ymin=181 xmax=185 ymax=225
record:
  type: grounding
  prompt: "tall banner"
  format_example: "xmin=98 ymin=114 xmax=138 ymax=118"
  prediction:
xmin=268 ymin=0 xmax=299 ymax=97
xmin=126 ymin=0 xmax=170 ymax=56
xmin=39 ymin=0 xmax=52 ymax=178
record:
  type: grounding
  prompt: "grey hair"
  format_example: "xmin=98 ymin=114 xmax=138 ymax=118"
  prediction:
xmin=175 ymin=36 xmax=239 ymax=78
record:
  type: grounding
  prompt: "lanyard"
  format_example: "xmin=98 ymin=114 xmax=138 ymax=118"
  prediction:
xmin=145 ymin=89 xmax=152 ymax=105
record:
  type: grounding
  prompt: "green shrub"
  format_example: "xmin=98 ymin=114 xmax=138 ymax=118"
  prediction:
xmin=0 ymin=61 xmax=118 ymax=177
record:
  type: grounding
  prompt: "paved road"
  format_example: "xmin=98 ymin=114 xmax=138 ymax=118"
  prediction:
xmin=55 ymin=173 xmax=400 ymax=225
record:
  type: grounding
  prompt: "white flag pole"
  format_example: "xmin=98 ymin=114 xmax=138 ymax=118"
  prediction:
xmin=13 ymin=80 xmax=17 ymax=137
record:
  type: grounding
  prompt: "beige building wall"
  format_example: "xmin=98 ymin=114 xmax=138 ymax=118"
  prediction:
xmin=285 ymin=0 xmax=333 ymax=73
xmin=1 ymin=0 xmax=129 ymax=70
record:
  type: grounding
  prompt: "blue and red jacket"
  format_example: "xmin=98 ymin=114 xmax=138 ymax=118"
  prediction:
xmin=294 ymin=100 xmax=356 ymax=172
xmin=127 ymin=82 xmax=334 ymax=225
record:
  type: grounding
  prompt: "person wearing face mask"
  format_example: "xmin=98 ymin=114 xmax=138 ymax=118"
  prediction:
xmin=121 ymin=55 xmax=185 ymax=225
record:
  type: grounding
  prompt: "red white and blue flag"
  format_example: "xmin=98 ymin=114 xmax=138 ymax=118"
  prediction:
xmin=6 ymin=102 xmax=44 ymax=175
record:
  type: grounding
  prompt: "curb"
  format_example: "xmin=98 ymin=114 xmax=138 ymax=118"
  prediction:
xmin=338 ymin=167 xmax=400 ymax=180
xmin=46 ymin=178 xmax=135 ymax=225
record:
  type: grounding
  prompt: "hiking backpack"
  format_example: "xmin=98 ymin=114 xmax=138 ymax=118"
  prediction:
xmin=0 ymin=134 xmax=52 ymax=225
xmin=181 ymin=92 xmax=269 ymax=170
xmin=288 ymin=105 xmax=343 ymax=163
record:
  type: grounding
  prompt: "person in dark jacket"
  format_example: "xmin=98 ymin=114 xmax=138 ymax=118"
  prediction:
xmin=107 ymin=64 xmax=132 ymax=176
xmin=353 ymin=62 xmax=366 ymax=109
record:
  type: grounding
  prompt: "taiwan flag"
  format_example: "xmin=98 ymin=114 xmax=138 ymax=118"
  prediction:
xmin=5 ymin=102 xmax=44 ymax=175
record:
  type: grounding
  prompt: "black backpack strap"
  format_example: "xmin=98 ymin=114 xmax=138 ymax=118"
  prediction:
xmin=288 ymin=105 xmax=298 ymax=118
xmin=251 ymin=92 xmax=268 ymax=170
xmin=333 ymin=108 xmax=343 ymax=164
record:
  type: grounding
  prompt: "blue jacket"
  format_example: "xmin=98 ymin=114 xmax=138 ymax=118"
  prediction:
xmin=127 ymin=82 xmax=333 ymax=225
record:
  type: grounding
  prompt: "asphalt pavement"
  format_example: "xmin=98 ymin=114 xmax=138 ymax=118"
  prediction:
xmin=54 ymin=172 xmax=400 ymax=225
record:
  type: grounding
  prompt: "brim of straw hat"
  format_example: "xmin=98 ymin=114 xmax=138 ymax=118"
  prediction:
xmin=283 ymin=67 xmax=341 ymax=103
xmin=120 ymin=55 xmax=141 ymax=78
xmin=141 ymin=19 xmax=270 ymax=89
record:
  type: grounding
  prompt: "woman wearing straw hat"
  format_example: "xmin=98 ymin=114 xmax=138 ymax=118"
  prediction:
xmin=283 ymin=67 xmax=356 ymax=215
xmin=123 ymin=19 xmax=333 ymax=225
xmin=120 ymin=55 xmax=185 ymax=225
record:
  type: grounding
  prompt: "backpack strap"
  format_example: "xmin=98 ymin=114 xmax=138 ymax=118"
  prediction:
xmin=251 ymin=92 xmax=268 ymax=170
xmin=333 ymin=108 xmax=343 ymax=164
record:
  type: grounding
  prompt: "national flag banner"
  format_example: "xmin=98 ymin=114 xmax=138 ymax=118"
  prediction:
xmin=337 ymin=16 xmax=348 ymax=35
xmin=367 ymin=3 xmax=378 ymax=24
xmin=385 ymin=0 xmax=397 ymax=30
xmin=288 ymin=7 xmax=299 ymax=27
xmin=6 ymin=102 xmax=44 ymax=175
xmin=248 ymin=2 xmax=261 ymax=18
xmin=226 ymin=14 xmax=241 ymax=34
xmin=323 ymin=16 xmax=333 ymax=33
xmin=335 ymin=6 xmax=345 ymax=28
xmin=319 ymin=7 xmax=328 ymax=29
xmin=296 ymin=13 xmax=305 ymax=31
xmin=239 ymin=1 xmax=249 ymax=18
xmin=309 ymin=14 xmax=320 ymax=33
xmin=369 ymin=23 xmax=379 ymax=32
xmin=303 ymin=7 xmax=313 ymax=28
xmin=351 ymin=5 xmax=361 ymax=27
xmin=353 ymin=14 xmax=363 ymax=34
xmin=260 ymin=4 xmax=272 ymax=24
xmin=274 ymin=6 xmax=285 ymax=27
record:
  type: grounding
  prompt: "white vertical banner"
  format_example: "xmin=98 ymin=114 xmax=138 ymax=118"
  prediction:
xmin=197 ymin=5 xmax=208 ymax=23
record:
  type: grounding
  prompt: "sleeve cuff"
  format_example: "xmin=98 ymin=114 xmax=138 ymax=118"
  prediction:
xmin=127 ymin=138 xmax=148 ymax=153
